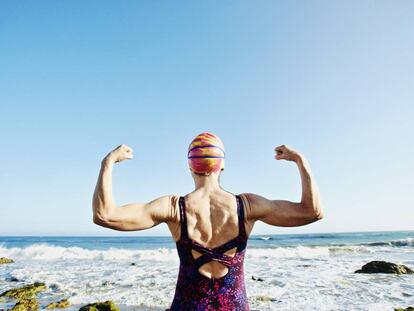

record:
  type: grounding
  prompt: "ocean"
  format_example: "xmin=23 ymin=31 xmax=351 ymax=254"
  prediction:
xmin=0 ymin=231 xmax=413 ymax=310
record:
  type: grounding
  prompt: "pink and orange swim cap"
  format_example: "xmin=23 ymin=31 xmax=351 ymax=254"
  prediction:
xmin=188 ymin=132 xmax=225 ymax=174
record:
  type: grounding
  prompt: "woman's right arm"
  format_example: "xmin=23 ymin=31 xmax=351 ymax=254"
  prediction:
xmin=92 ymin=144 xmax=177 ymax=231
xmin=242 ymin=145 xmax=324 ymax=227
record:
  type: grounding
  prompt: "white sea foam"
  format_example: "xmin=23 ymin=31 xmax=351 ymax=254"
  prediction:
xmin=0 ymin=243 xmax=365 ymax=263
xmin=1 ymin=237 xmax=412 ymax=263
xmin=0 ymin=244 xmax=178 ymax=262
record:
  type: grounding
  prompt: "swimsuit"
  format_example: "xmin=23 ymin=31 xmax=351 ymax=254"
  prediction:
xmin=167 ymin=195 xmax=250 ymax=311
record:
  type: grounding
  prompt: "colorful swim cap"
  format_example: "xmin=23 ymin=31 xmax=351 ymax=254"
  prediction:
xmin=188 ymin=132 xmax=225 ymax=174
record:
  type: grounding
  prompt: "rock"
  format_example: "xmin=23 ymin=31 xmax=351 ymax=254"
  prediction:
xmin=9 ymin=298 xmax=39 ymax=311
xmin=355 ymin=261 xmax=414 ymax=274
xmin=251 ymin=275 xmax=264 ymax=281
xmin=6 ymin=277 xmax=19 ymax=282
xmin=45 ymin=298 xmax=71 ymax=309
xmin=394 ymin=308 xmax=414 ymax=311
xmin=130 ymin=262 xmax=136 ymax=266
xmin=0 ymin=282 xmax=47 ymax=300
xmin=0 ymin=257 xmax=14 ymax=264
xmin=256 ymin=295 xmax=278 ymax=302
xmin=78 ymin=300 xmax=120 ymax=311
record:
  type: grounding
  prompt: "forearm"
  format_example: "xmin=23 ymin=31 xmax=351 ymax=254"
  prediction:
xmin=92 ymin=159 xmax=117 ymax=222
xmin=295 ymin=156 xmax=323 ymax=218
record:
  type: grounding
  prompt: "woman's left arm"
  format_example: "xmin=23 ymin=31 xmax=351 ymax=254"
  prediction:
xmin=92 ymin=144 xmax=176 ymax=231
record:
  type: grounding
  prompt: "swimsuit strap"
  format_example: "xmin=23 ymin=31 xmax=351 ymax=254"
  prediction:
xmin=178 ymin=196 xmax=189 ymax=240
xmin=236 ymin=194 xmax=247 ymax=240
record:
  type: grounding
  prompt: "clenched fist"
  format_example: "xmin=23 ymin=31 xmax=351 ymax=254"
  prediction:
xmin=103 ymin=144 xmax=134 ymax=164
xmin=274 ymin=145 xmax=302 ymax=162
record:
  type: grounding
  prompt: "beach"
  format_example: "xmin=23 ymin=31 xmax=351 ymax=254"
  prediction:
xmin=1 ymin=231 xmax=413 ymax=310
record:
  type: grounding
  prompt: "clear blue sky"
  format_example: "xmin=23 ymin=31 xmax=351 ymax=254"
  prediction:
xmin=0 ymin=1 xmax=413 ymax=236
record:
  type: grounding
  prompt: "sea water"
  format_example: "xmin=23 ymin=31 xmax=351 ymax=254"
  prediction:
xmin=0 ymin=231 xmax=413 ymax=311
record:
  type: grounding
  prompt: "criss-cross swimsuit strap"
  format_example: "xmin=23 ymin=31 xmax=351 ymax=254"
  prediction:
xmin=178 ymin=195 xmax=247 ymax=269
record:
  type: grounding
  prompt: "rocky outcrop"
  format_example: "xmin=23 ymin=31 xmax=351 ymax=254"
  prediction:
xmin=78 ymin=300 xmax=120 ymax=311
xmin=394 ymin=308 xmax=414 ymax=311
xmin=45 ymin=298 xmax=71 ymax=309
xmin=355 ymin=261 xmax=414 ymax=274
xmin=0 ymin=257 xmax=14 ymax=264
xmin=0 ymin=282 xmax=46 ymax=311
xmin=9 ymin=298 xmax=39 ymax=311
xmin=0 ymin=282 xmax=47 ymax=300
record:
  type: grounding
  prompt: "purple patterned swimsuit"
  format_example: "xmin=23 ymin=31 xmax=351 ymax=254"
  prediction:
xmin=167 ymin=195 xmax=250 ymax=311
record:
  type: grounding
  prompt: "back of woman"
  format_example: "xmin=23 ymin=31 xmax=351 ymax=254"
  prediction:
xmin=93 ymin=132 xmax=324 ymax=311
xmin=174 ymin=190 xmax=250 ymax=250
xmin=168 ymin=189 xmax=251 ymax=310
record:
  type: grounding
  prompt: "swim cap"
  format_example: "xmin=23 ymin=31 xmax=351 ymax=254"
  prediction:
xmin=188 ymin=132 xmax=225 ymax=174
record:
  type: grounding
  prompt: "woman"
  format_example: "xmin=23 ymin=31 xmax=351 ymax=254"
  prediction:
xmin=92 ymin=132 xmax=324 ymax=311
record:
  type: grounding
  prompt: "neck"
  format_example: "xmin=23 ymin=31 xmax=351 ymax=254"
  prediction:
xmin=193 ymin=173 xmax=221 ymax=191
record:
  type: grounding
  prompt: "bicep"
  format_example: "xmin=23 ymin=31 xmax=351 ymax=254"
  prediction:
xmin=97 ymin=195 xmax=177 ymax=231
xmin=242 ymin=193 xmax=318 ymax=227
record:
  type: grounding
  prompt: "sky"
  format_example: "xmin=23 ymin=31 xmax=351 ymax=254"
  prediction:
xmin=0 ymin=1 xmax=413 ymax=236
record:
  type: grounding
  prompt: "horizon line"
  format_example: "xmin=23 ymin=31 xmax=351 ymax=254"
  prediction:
xmin=1 ymin=229 xmax=413 ymax=237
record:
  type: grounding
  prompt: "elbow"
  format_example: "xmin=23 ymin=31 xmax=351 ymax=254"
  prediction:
xmin=92 ymin=204 xmax=113 ymax=226
xmin=93 ymin=213 xmax=110 ymax=227
xmin=303 ymin=204 xmax=324 ymax=223
xmin=305 ymin=212 xmax=323 ymax=225
xmin=312 ymin=206 xmax=324 ymax=221
xmin=93 ymin=215 xmax=101 ymax=224
xmin=314 ymin=211 xmax=324 ymax=221
xmin=93 ymin=215 xmax=104 ymax=226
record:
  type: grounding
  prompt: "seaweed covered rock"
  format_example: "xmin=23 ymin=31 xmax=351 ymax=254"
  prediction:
xmin=355 ymin=261 xmax=414 ymax=274
xmin=394 ymin=308 xmax=414 ymax=311
xmin=0 ymin=257 xmax=14 ymax=264
xmin=45 ymin=298 xmax=71 ymax=309
xmin=78 ymin=300 xmax=120 ymax=311
xmin=0 ymin=282 xmax=47 ymax=300
xmin=9 ymin=298 xmax=39 ymax=311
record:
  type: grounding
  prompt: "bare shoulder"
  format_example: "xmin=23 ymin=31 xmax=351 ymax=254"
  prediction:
xmin=140 ymin=194 xmax=181 ymax=225
xmin=166 ymin=194 xmax=180 ymax=224
xmin=238 ymin=193 xmax=257 ymax=237
xmin=238 ymin=192 xmax=271 ymax=221
xmin=166 ymin=195 xmax=181 ymax=241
